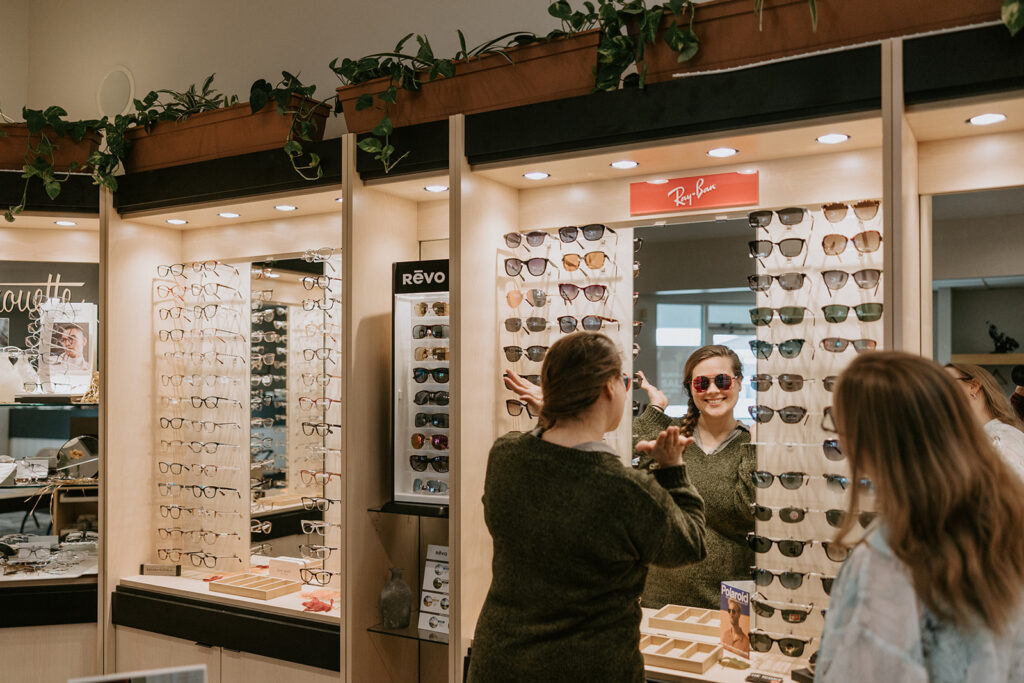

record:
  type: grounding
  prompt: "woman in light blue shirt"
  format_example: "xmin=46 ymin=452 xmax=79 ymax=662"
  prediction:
xmin=818 ymin=352 xmax=1024 ymax=682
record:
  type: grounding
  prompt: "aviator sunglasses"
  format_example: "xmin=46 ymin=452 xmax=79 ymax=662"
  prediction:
xmin=690 ymin=374 xmax=737 ymax=393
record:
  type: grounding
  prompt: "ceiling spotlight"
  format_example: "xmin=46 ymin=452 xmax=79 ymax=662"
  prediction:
xmin=166 ymin=219 xmax=188 ymax=225
xmin=610 ymin=160 xmax=639 ymax=170
xmin=54 ymin=220 xmax=77 ymax=226
xmin=274 ymin=204 xmax=298 ymax=212
xmin=218 ymin=212 xmax=240 ymax=218
xmin=737 ymin=168 xmax=758 ymax=175
xmin=424 ymin=185 xmax=449 ymax=193
xmin=646 ymin=179 xmax=669 ymax=185
xmin=523 ymin=171 xmax=550 ymax=180
xmin=967 ymin=113 xmax=1006 ymax=126
xmin=816 ymin=133 xmax=850 ymax=145
xmin=706 ymin=147 xmax=738 ymax=158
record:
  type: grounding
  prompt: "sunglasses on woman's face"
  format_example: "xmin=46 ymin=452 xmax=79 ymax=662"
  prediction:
xmin=557 ymin=315 xmax=618 ymax=333
xmin=409 ymin=454 xmax=449 ymax=473
xmin=503 ymin=231 xmax=549 ymax=249
xmin=691 ymin=374 xmax=735 ymax=393
xmin=505 ymin=257 xmax=555 ymax=278
xmin=558 ymin=224 xmax=616 ymax=243
xmin=505 ymin=317 xmax=549 ymax=333
xmin=749 ymin=307 xmax=807 ymax=326
xmin=822 ymin=303 xmax=883 ymax=323
xmin=749 ymin=339 xmax=805 ymax=360
xmin=558 ymin=283 xmax=607 ymax=303
xmin=821 ymin=230 xmax=883 ymax=256
xmin=747 ymin=273 xmax=807 ymax=292
xmin=748 ymin=238 xmax=806 ymax=259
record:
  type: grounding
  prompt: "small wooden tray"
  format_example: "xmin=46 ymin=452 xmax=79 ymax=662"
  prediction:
xmin=639 ymin=634 xmax=722 ymax=674
xmin=648 ymin=604 xmax=721 ymax=638
xmin=208 ymin=573 xmax=301 ymax=600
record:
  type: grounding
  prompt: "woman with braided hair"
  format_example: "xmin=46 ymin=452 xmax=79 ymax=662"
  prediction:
xmin=505 ymin=344 xmax=755 ymax=609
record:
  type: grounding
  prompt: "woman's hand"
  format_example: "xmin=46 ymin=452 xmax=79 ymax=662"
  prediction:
xmin=635 ymin=370 xmax=669 ymax=410
xmin=503 ymin=369 xmax=544 ymax=414
xmin=635 ymin=426 xmax=693 ymax=468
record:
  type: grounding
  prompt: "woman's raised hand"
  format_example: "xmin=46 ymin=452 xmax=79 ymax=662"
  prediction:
xmin=635 ymin=426 xmax=693 ymax=468
xmin=504 ymin=369 xmax=544 ymax=414
xmin=635 ymin=370 xmax=669 ymax=410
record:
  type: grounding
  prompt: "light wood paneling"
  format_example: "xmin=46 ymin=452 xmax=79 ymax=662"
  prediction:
xmin=2 ymin=623 xmax=97 ymax=681
xmin=0 ymin=226 xmax=99 ymax=262
xmin=418 ymin=199 xmax=450 ymax=242
xmin=182 ymin=214 xmax=343 ymax=263
xmin=918 ymin=131 xmax=1024 ymax=196
xmin=115 ymin=626 xmax=221 ymax=677
xmin=222 ymin=648 xmax=338 ymax=683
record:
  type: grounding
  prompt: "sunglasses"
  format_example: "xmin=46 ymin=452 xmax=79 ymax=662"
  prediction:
xmin=822 ymin=303 xmax=883 ymax=323
xmin=748 ymin=238 xmax=806 ymax=259
xmin=748 ymin=207 xmax=808 ymax=229
xmin=749 ymin=307 xmax=807 ymax=326
xmin=822 ymin=200 xmax=880 ymax=223
xmin=504 ymin=230 xmax=549 ymax=248
xmin=690 ymin=374 xmax=736 ymax=392
xmin=558 ymin=283 xmax=607 ymax=303
xmin=824 ymin=509 xmax=877 ymax=529
xmin=753 ymin=470 xmax=808 ymax=490
xmin=823 ymin=438 xmax=843 ymax=461
xmin=504 ymin=317 xmax=549 ymax=333
xmin=747 ymin=535 xmax=850 ymax=563
xmin=415 ymin=412 xmax=449 ymax=428
xmin=506 ymin=289 xmax=547 ymax=308
xmin=413 ymin=324 xmax=449 ymax=339
xmin=749 ymin=374 xmax=807 ymax=392
xmin=409 ymin=454 xmax=449 ymax=473
xmin=749 ymin=339 xmax=805 ymax=360
xmin=414 ymin=390 xmax=449 ymax=406
xmin=820 ymin=337 xmax=877 ymax=353
xmin=505 ymin=257 xmax=555 ymax=277
xmin=503 ymin=345 xmax=548 ymax=362
xmin=557 ymin=315 xmax=618 ymax=333
xmin=821 ymin=269 xmax=881 ymax=291
xmin=562 ymin=252 xmax=609 ymax=272
xmin=825 ymin=473 xmax=874 ymax=493
xmin=558 ymin=224 xmax=616 ymax=243
xmin=301 ymin=496 xmax=341 ymax=511
xmin=751 ymin=597 xmax=815 ymax=624
xmin=506 ymin=399 xmax=534 ymax=418
xmin=749 ymin=631 xmax=811 ymax=657
xmin=751 ymin=568 xmax=834 ymax=594
xmin=414 ymin=478 xmax=449 ymax=494
xmin=821 ymin=230 xmax=883 ymax=255
xmin=415 ymin=301 xmax=449 ymax=316
xmin=750 ymin=504 xmax=807 ymax=524
xmin=411 ymin=433 xmax=449 ymax=450
xmin=823 ymin=375 xmax=838 ymax=392
xmin=413 ymin=367 xmax=450 ymax=383
xmin=748 ymin=405 xmax=808 ymax=424
xmin=415 ymin=346 xmax=449 ymax=361
xmin=747 ymin=273 xmax=807 ymax=292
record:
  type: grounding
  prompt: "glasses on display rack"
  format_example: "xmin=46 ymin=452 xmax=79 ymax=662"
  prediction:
xmin=747 ymin=208 xmax=808 ymax=229
xmin=819 ymin=338 xmax=877 ymax=353
xmin=821 ymin=303 xmax=883 ymax=323
xmin=504 ymin=317 xmax=549 ymax=334
xmin=298 ymin=396 xmax=342 ymax=411
xmin=749 ymin=339 xmax=806 ymax=360
xmin=748 ymin=239 xmax=806 ymax=259
xmin=415 ymin=412 xmax=450 ymax=428
xmin=301 ymin=421 xmax=342 ymax=436
xmin=824 ymin=509 xmax=877 ymax=529
xmin=749 ymin=374 xmax=812 ymax=392
xmin=748 ymin=405 xmax=808 ymax=424
xmin=414 ymin=390 xmax=449 ymax=406
xmin=557 ymin=315 xmax=619 ymax=333
xmin=822 ymin=438 xmax=843 ymax=461
xmin=301 ymin=372 xmax=342 ymax=387
xmin=301 ymin=520 xmax=343 ymax=535
xmin=409 ymin=454 xmax=449 ymax=473
xmin=301 ymin=497 xmax=342 ymax=511
xmin=747 ymin=273 xmax=808 ymax=292
xmin=821 ymin=230 xmax=883 ymax=255
xmin=506 ymin=289 xmax=546 ymax=308
xmin=411 ymin=433 xmax=449 ymax=450
xmin=299 ymin=469 xmax=343 ymax=485
xmin=750 ymin=504 xmax=807 ymax=523
xmin=558 ymin=283 xmax=607 ymax=303
xmin=752 ymin=471 xmax=808 ymax=490
xmin=749 ymin=631 xmax=812 ymax=658
xmin=413 ymin=367 xmax=450 ymax=383
xmin=301 ymin=275 xmax=342 ymax=290
xmin=299 ymin=544 xmax=339 ymax=560
xmin=414 ymin=478 xmax=449 ymax=494
xmin=690 ymin=374 xmax=737 ymax=393
xmin=748 ymin=307 xmax=808 ymax=327
xmin=503 ymin=231 xmax=550 ymax=249
xmin=751 ymin=597 xmax=816 ymax=624
xmin=821 ymin=269 xmax=882 ymax=292
xmin=302 ymin=247 xmax=337 ymax=263
xmin=414 ymin=346 xmax=450 ymax=361
xmin=821 ymin=200 xmax=880 ymax=223
xmin=505 ymin=399 xmax=534 ymax=418
xmin=415 ymin=301 xmax=449 ymax=316
xmin=503 ymin=345 xmax=549 ymax=363
xmin=300 ymin=567 xmax=340 ymax=586
xmin=824 ymin=473 xmax=874 ymax=493
xmin=558 ymin=224 xmax=616 ymax=243
xmin=747 ymin=535 xmax=850 ymax=562
xmin=505 ymin=257 xmax=556 ymax=278
xmin=301 ymin=297 xmax=340 ymax=311
xmin=157 ymin=548 xmax=185 ymax=562
xmin=562 ymin=252 xmax=610 ymax=272
xmin=751 ymin=568 xmax=835 ymax=594
xmin=187 ymin=552 xmax=242 ymax=568
xmin=413 ymin=324 xmax=450 ymax=339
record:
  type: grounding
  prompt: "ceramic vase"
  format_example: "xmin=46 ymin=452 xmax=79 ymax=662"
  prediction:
xmin=380 ymin=567 xmax=413 ymax=628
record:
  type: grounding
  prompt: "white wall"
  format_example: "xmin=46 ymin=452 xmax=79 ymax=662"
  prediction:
xmin=0 ymin=0 xmax=30 ymax=116
xmin=21 ymin=0 xmax=555 ymax=124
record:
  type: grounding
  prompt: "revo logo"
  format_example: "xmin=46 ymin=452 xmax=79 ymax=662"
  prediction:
xmin=402 ymin=269 xmax=447 ymax=286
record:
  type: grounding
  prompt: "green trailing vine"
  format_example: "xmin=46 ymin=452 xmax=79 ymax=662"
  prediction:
xmin=1005 ymin=0 xmax=1023 ymax=35
xmin=250 ymin=71 xmax=334 ymax=180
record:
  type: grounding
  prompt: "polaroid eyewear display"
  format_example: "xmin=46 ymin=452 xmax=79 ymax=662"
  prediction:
xmin=751 ymin=598 xmax=815 ymax=624
xmin=409 ymin=454 xmax=449 ymax=473
xmin=748 ymin=208 xmax=807 ymax=229
xmin=751 ymin=568 xmax=834 ymax=594
xmin=753 ymin=471 xmax=808 ymax=490
xmin=749 ymin=339 xmax=805 ymax=360
xmin=750 ymin=504 xmax=807 ymax=524
xmin=748 ymin=239 xmax=806 ymax=259
xmin=747 ymin=273 xmax=807 ymax=292
xmin=749 ymin=307 xmax=807 ymax=326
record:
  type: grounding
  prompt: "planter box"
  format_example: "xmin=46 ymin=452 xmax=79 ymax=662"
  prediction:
xmin=0 ymin=125 xmax=102 ymax=172
xmin=123 ymin=97 xmax=330 ymax=174
xmin=338 ymin=30 xmax=601 ymax=134
xmin=639 ymin=0 xmax=1001 ymax=84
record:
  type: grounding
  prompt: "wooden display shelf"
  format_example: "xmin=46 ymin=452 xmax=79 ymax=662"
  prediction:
xmin=640 ymin=634 xmax=723 ymax=674
xmin=949 ymin=353 xmax=1024 ymax=366
xmin=649 ymin=605 xmax=721 ymax=638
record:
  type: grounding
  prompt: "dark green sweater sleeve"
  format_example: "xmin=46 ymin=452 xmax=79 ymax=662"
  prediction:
xmin=629 ymin=464 xmax=707 ymax=569
xmin=715 ymin=440 xmax=757 ymax=543
xmin=631 ymin=406 xmax=682 ymax=472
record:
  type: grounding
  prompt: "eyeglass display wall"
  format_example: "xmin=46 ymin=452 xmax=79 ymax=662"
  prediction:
xmin=392 ymin=259 xmax=450 ymax=505
xmin=747 ymin=200 xmax=884 ymax=670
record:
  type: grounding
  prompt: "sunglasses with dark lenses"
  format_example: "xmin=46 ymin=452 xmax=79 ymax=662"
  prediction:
xmin=413 ymin=324 xmax=449 ymax=339
xmin=409 ymin=455 xmax=449 ymax=473
xmin=750 ymin=504 xmax=806 ymax=523
xmin=825 ymin=473 xmax=874 ymax=493
xmin=823 ymin=438 xmax=843 ymax=461
xmin=748 ymin=238 xmax=806 ymax=259
xmin=821 ymin=303 xmax=884 ymax=323
xmin=558 ymin=283 xmax=607 ymax=303
xmin=413 ymin=367 xmax=450 ymax=383
xmin=751 ymin=568 xmax=807 ymax=590
xmin=562 ymin=252 xmax=609 ymax=272
xmin=753 ymin=470 xmax=808 ymax=490
xmin=749 ymin=339 xmax=805 ymax=360
xmin=505 ymin=257 xmax=554 ymax=277
xmin=821 ymin=230 xmax=883 ymax=255
xmin=411 ymin=433 xmax=449 ymax=450
xmin=822 ymin=269 xmax=882 ymax=291
xmin=415 ymin=412 xmax=449 ymax=428
xmin=752 ymin=598 xmax=814 ymax=624
xmin=825 ymin=509 xmax=878 ymax=529
xmin=690 ymin=374 xmax=735 ymax=393
xmin=504 ymin=316 xmax=549 ymax=334
xmin=748 ymin=405 xmax=808 ymax=424
xmin=503 ymin=345 xmax=548 ymax=362
xmin=503 ymin=230 xmax=549 ymax=248
xmin=820 ymin=337 xmax=877 ymax=353
xmin=823 ymin=375 xmax=838 ymax=392
xmin=747 ymin=535 xmax=810 ymax=558
xmin=749 ymin=374 xmax=806 ymax=392
xmin=506 ymin=289 xmax=547 ymax=308
xmin=749 ymin=631 xmax=811 ymax=657
xmin=414 ymin=390 xmax=449 ymax=406
xmin=557 ymin=315 xmax=618 ymax=333
xmin=748 ymin=208 xmax=807 ymax=229
xmin=749 ymin=307 xmax=807 ymax=326
xmin=747 ymin=273 xmax=807 ymax=292
xmin=822 ymin=200 xmax=880 ymax=223
xmin=506 ymin=399 xmax=535 ymax=418
xmin=558 ymin=224 xmax=616 ymax=243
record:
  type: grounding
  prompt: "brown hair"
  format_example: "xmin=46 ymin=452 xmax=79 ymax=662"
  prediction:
xmin=679 ymin=345 xmax=743 ymax=437
xmin=834 ymin=351 xmax=1024 ymax=634
xmin=538 ymin=332 xmax=621 ymax=430
xmin=945 ymin=362 xmax=1024 ymax=431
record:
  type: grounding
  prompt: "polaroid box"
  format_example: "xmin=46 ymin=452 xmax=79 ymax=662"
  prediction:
xmin=422 ymin=560 xmax=450 ymax=593
xmin=720 ymin=580 xmax=754 ymax=657
xmin=420 ymin=590 xmax=450 ymax=616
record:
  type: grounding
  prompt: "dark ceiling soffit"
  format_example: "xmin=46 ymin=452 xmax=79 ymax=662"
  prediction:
xmin=904 ymin=25 xmax=1024 ymax=105
xmin=0 ymin=171 xmax=99 ymax=215
xmin=114 ymin=138 xmax=342 ymax=214
xmin=356 ymin=119 xmax=450 ymax=181
xmin=465 ymin=45 xmax=883 ymax=165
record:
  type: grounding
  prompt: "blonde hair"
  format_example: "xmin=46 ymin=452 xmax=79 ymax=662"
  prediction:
xmin=946 ymin=362 xmax=1024 ymax=430
xmin=834 ymin=352 xmax=1024 ymax=634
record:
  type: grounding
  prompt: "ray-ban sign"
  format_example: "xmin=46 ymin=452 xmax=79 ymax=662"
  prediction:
xmin=629 ymin=171 xmax=759 ymax=216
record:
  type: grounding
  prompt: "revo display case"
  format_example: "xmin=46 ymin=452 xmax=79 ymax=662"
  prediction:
xmin=392 ymin=259 xmax=450 ymax=505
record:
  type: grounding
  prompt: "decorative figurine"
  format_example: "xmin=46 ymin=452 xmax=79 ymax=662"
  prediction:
xmin=380 ymin=567 xmax=413 ymax=628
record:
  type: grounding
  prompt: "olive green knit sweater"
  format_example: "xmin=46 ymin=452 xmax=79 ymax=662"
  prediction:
xmin=468 ymin=431 xmax=707 ymax=683
xmin=632 ymin=406 xmax=756 ymax=609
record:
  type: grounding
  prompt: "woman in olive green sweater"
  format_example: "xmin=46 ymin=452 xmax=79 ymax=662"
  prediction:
xmin=469 ymin=332 xmax=707 ymax=683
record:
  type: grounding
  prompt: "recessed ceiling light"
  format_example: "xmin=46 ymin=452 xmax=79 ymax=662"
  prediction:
xmin=610 ymin=160 xmax=638 ymax=170
xmin=646 ymin=179 xmax=669 ymax=185
xmin=967 ymin=113 xmax=1006 ymax=126
xmin=737 ymin=168 xmax=758 ymax=175
xmin=523 ymin=171 xmax=550 ymax=180
xmin=54 ymin=220 xmax=77 ymax=226
xmin=166 ymin=219 xmax=188 ymax=225
xmin=816 ymin=133 xmax=850 ymax=145
xmin=218 ymin=212 xmax=240 ymax=218
xmin=424 ymin=185 xmax=449 ymax=193
xmin=706 ymin=147 xmax=738 ymax=158
xmin=334 ymin=197 xmax=344 ymax=203
xmin=274 ymin=204 xmax=298 ymax=212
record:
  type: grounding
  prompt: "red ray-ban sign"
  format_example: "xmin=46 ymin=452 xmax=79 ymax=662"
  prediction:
xmin=629 ymin=172 xmax=759 ymax=215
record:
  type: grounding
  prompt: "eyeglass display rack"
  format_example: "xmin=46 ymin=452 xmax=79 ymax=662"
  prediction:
xmin=748 ymin=201 xmax=884 ymax=672
xmin=392 ymin=259 xmax=451 ymax=506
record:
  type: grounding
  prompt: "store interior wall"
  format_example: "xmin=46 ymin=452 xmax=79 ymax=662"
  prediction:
xmin=0 ymin=0 xmax=30 ymax=115
xmin=19 ymin=0 xmax=555 ymax=122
